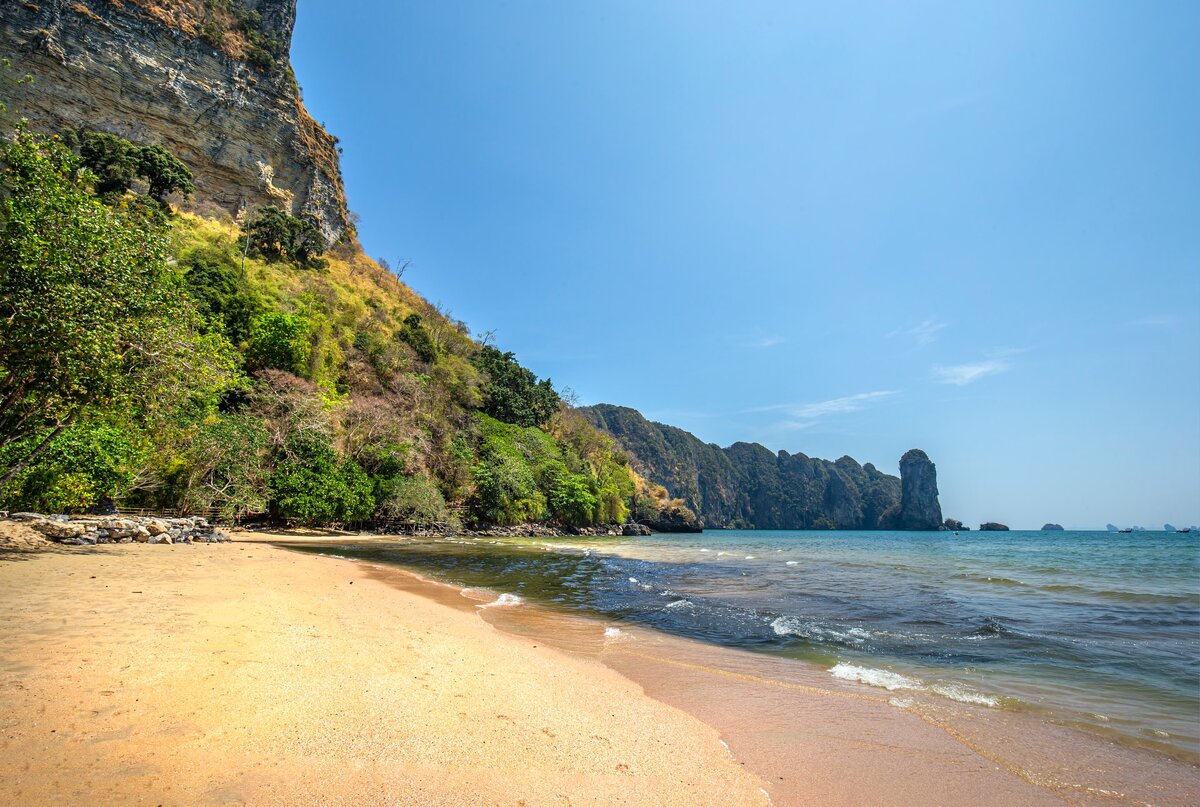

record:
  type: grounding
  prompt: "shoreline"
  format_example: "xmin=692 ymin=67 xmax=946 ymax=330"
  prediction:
xmin=277 ymin=532 xmax=1200 ymax=807
xmin=0 ymin=535 xmax=767 ymax=805
xmin=2 ymin=529 xmax=1196 ymax=805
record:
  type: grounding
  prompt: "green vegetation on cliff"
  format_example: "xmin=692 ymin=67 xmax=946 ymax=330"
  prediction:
xmin=0 ymin=120 xmax=644 ymax=530
xmin=581 ymin=404 xmax=902 ymax=530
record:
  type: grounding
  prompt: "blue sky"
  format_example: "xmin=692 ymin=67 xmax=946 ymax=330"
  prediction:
xmin=293 ymin=0 xmax=1199 ymax=529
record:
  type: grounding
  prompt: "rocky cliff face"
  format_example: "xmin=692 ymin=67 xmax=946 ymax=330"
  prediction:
xmin=0 ymin=0 xmax=348 ymax=243
xmin=581 ymin=404 xmax=904 ymax=530
xmin=883 ymin=449 xmax=944 ymax=530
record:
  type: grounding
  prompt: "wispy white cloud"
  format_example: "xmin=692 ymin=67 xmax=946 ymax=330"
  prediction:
xmin=750 ymin=390 xmax=900 ymax=421
xmin=887 ymin=318 xmax=948 ymax=346
xmin=1125 ymin=314 xmax=1179 ymax=328
xmin=744 ymin=335 xmax=786 ymax=349
xmin=931 ymin=359 xmax=1011 ymax=386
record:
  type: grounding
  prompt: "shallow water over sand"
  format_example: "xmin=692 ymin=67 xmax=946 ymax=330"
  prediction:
xmin=281 ymin=528 xmax=1199 ymax=801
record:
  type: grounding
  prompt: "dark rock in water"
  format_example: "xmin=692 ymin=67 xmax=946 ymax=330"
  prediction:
xmin=643 ymin=505 xmax=703 ymax=533
xmin=1041 ymin=523 xmax=1064 ymax=531
xmin=943 ymin=519 xmax=967 ymax=531
xmin=881 ymin=449 xmax=944 ymax=531
xmin=622 ymin=523 xmax=653 ymax=537
xmin=1106 ymin=523 xmax=1120 ymax=532
xmin=980 ymin=522 xmax=1009 ymax=531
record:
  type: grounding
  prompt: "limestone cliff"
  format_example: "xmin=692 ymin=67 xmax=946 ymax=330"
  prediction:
xmin=0 ymin=0 xmax=348 ymax=243
xmin=883 ymin=449 xmax=944 ymax=530
xmin=581 ymin=404 xmax=904 ymax=530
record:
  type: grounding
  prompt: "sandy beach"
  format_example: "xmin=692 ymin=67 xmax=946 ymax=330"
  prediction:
xmin=1 ymin=528 xmax=1192 ymax=806
xmin=0 ymin=530 xmax=765 ymax=806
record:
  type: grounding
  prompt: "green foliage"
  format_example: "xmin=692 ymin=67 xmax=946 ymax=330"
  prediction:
xmin=469 ymin=413 xmax=631 ymax=527
xmin=547 ymin=471 xmax=598 ymax=528
xmin=78 ymin=132 xmax=194 ymax=202
xmin=270 ymin=431 xmax=374 ymax=525
xmin=473 ymin=346 xmax=560 ymax=428
xmin=176 ymin=413 xmax=271 ymax=519
xmin=244 ymin=205 xmax=325 ymax=267
xmin=0 ymin=419 xmax=147 ymax=513
xmin=79 ymin=131 xmax=139 ymax=196
xmin=200 ymin=0 xmax=284 ymax=71
xmin=137 ymin=144 xmax=195 ymax=202
xmin=182 ymin=250 xmax=262 ymax=344
xmin=0 ymin=124 xmax=235 ymax=485
xmin=246 ymin=312 xmax=312 ymax=376
xmin=399 ymin=313 xmax=438 ymax=363
xmin=377 ymin=474 xmax=456 ymax=528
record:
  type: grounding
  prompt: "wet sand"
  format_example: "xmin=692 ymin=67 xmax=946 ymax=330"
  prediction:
xmin=0 ymin=534 xmax=766 ymax=805
xmin=2 ymin=528 xmax=1195 ymax=805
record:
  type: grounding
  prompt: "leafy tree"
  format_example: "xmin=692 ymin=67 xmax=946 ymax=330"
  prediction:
xmin=0 ymin=124 xmax=234 ymax=486
xmin=78 ymin=133 xmax=194 ymax=202
xmin=547 ymin=471 xmax=597 ymax=527
xmin=137 ymin=144 xmax=194 ymax=201
xmin=79 ymin=131 xmax=140 ymax=196
xmin=399 ymin=313 xmax=438 ymax=363
xmin=377 ymin=474 xmax=455 ymax=527
xmin=473 ymin=346 xmax=560 ymax=427
xmin=182 ymin=250 xmax=262 ymax=344
xmin=244 ymin=205 xmax=325 ymax=267
xmin=177 ymin=413 xmax=271 ymax=520
xmin=269 ymin=431 xmax=374 ymax=524
xmin=0 ymin=419 xmax=147 ymax=513
xmin=246 ymin=312 xmax=312 ymax=376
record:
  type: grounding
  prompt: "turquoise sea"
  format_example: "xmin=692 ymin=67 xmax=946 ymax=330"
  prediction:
xmin=285 ymin=529 xmax=1200 ymax=764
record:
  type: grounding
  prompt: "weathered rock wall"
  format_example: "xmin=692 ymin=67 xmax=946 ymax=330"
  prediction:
xmin=0 ymin=0 xmax=348 ymax=243
xmin=580 ymin=404 xmax=905 ymax=530
xmin=888 ymin=448 xmax=944 ymax=530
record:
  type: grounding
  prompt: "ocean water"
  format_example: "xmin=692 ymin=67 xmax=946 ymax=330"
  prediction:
xmin=283 ymin=530 xmax=1200 ymax=763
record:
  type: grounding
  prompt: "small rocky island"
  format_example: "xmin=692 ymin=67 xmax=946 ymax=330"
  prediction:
xmin=979 ymin=522 xmax=1010 ymax=531
xmin=1041 ymin=523 xmax=1064 ymax=531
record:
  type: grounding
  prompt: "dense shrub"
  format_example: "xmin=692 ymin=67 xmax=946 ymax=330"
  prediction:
xmin=399 ymin=313 xmax=438 ymax=363
xmin=377 ymin=474 xmax=456 ymax=527
xmin=247 ymin=312 xmax=312 ymax=376
xmin=183 ymin=250 xmax=262 ymax=344
xmin=244 ymin=205 xmax=325 ymax=267
xmin=270 ymin=432 xmax=374 ymax=524
xmin=78 ymin=132 xmax=194 ymax=201
xmin=473 ymin=346 xmax=560 ymax=427
xmin=0 ymin=125 xmax=233 ymax=489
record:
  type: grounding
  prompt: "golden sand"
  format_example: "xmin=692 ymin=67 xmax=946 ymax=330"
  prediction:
xmin=3 ymin=528 xmax=1192 ymax=806
xmin=0 ymin=535 xmax=766 ymax=805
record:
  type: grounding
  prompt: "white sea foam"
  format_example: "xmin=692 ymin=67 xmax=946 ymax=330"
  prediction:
xmin=829 ymin=663 xmax=919 ymax=691
xmin=785 ymin=560 xmax=800 ymax=566
xmin=478 ymin=593 xmax=524 ymax=608
xmin=930 ymin=684 xmax=999 ymax=707
xmin=888 ymin=697 xmax=914 ymax=709
xmin=699 ymin=548 xmax=710 ymax=553
xmin=745 ymin=555 xmax=756 ymax=560
xmin=604 ymin=627 xmax=623 ymax=639
xmin=770 ymin=617 xmax=871 ymax=645
xmin=664 ymin=599 xmax=693 ymax=610
xmin=717 ymin=551 xmax=728 ymax=556
xmin=628 ymin=577 xmax=639 ymax=584
xmin=831 ymin=664 xmax=998 ymax=707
